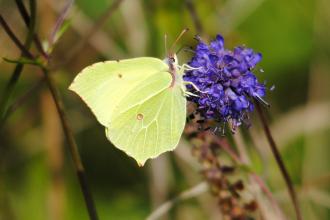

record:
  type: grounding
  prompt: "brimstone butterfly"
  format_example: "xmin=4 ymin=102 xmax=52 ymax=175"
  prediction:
xmin=69 ymin=29 xmax=197 ymax=165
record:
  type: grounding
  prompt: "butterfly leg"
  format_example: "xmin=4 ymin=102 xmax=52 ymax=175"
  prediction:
xmin=180 ymin=64 xmax=202 ymax=71
xmin=183 ymin=81 xmax=207 ymax=94
xmin=180 ymin=84 xmax=199 ymax=97
xmin=183 ymin=90 xmax=199 ymax=97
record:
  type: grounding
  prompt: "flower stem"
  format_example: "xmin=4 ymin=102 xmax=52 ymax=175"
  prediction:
xmin=41 ymin=67 xmax=99 ymax=220
xmin=255 ymin=102 xmax=302 ymax=220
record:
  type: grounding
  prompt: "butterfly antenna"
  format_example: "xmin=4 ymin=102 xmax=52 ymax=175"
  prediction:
xmin=169 ymin=28 xmax=189 ymax=54
xmin=164 ymin=33 xmax=168 ymax=57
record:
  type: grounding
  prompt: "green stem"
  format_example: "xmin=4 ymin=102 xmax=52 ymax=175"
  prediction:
xmin=0 ymin=0 xmax=36 ymax=121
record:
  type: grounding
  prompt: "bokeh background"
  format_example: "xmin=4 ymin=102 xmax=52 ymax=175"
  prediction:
xmin=0 ymin=0 xmax=329 ymax=219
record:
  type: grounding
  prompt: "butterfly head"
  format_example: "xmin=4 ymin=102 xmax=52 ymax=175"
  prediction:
xmin=164 ymin=53 xmax=178 ymax=67
xmin=163 ymin=28 xmax=188 ymax=67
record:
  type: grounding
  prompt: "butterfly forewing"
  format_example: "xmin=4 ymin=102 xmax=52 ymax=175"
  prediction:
xmin=69 ymin=57 xmax=168 ymax=126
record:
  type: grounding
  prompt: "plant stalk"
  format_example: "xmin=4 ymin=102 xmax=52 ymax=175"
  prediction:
xmin=41 ymin=67 xmax=99 ymax=220
xmin=0 ymin=3 xmax=99 ymax=219
xmin=255 ymin=102 xmax=302 ymax=220
xmin=0 ymin=0 xmax=36 ymax=123
xmin=15 ymin=0 xmax=48 ymax=58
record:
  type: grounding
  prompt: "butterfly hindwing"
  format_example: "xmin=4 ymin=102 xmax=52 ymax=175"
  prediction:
xmin=106 ymin=71 xmax=186 ymax=165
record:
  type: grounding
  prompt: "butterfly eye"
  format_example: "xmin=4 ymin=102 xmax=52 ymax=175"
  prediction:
xmin=170 ymin=57 xmax=175 ymax=63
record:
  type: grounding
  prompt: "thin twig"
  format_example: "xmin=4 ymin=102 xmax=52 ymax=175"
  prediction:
xmin=2 ymin=78 xmax=45 ymax=122
xmin=0 ymin=15 xmax=33 ymax=58
xmin=15 ymin=0 xmax=48 ymax=58
xmin=48 ymin=0 xmax=74 ymax=47
xmin=0 ymin=64 xmax=24 ymax=121
xmin=1 ymin=4 xmax=99 ymax=219
xmin=147 ymin=182 xmax=208 ymax=220
xmin=41 ymin=67 xmax=99 ymax=220
xmin=0 ymin=0 xmax=36 ymax=122
xmin=184 ymin=0 xmax=204 ymax=34
xmin=255 ymin=102 xmax=302 ymax=220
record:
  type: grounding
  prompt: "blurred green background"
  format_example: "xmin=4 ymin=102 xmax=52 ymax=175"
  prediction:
xmin=0 ymin=0 xmax=329 ymax=219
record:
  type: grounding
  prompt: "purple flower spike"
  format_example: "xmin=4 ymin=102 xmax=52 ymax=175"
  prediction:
xmin=184 ymin=35 xmax=268 ymax=131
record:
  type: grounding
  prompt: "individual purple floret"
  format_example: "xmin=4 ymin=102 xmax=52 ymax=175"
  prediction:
xmin=184 ymin=35 xmax=268 ymax=132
